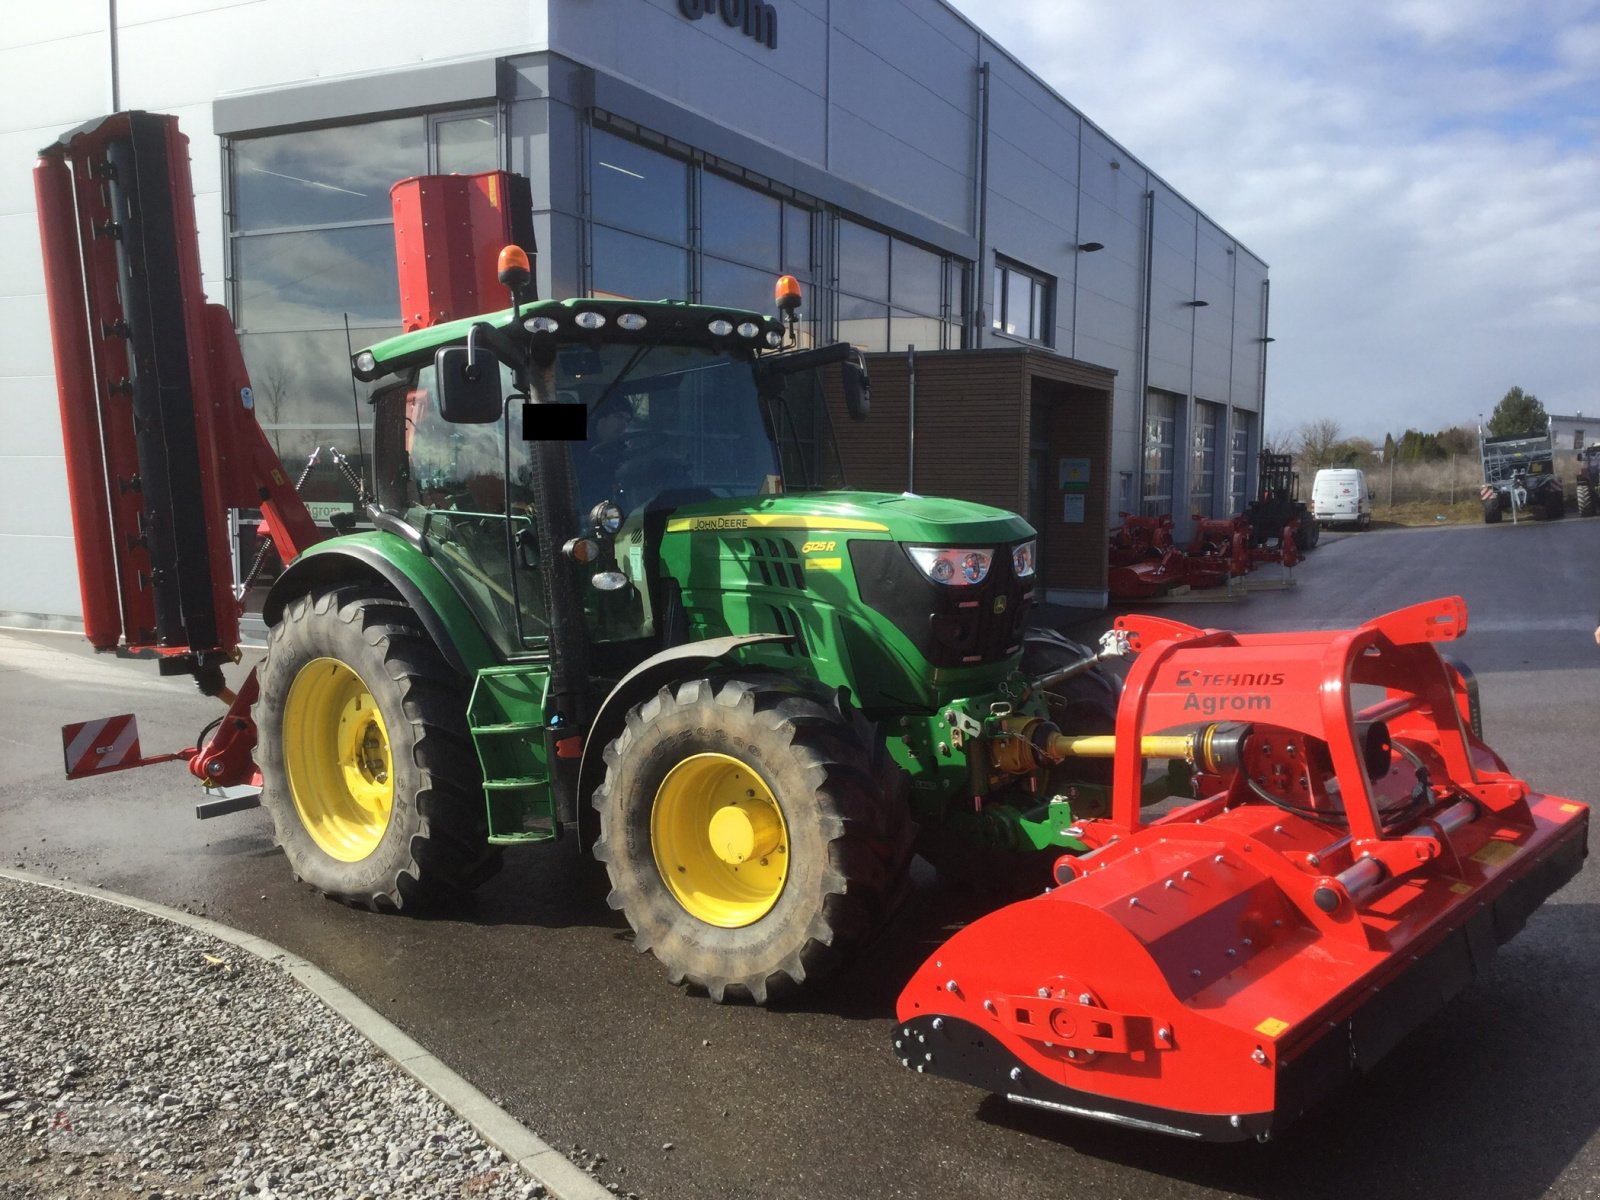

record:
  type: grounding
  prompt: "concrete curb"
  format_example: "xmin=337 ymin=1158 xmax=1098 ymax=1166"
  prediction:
xmin=0 ymin=868 xmax=612 ymax=1200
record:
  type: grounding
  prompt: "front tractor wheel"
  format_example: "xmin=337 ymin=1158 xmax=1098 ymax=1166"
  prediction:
xmin=255 ymin=587 xmax=500 ymax=910
xmin=592 ymin=676 xmax=912 ymax=1003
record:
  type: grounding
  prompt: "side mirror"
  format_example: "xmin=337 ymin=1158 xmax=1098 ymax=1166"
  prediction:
xmin=435 ymin=346 xmax=503 ymax=424
xmin=841 ymin=352 xmax=871 ymax=421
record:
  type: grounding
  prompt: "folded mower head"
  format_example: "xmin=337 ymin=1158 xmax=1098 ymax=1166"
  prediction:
xmin=894 ymin=597 xmax=1588 ymax=1141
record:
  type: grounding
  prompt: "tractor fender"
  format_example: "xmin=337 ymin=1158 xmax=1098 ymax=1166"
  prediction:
xmin=262 ymin=534 xmax=498 ymax=678
xmin=575 ymin=634 xmax=795 ymax=848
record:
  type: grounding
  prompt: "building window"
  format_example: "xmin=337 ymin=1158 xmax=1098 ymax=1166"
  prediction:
xmin=1230 ymin=411 xmax=1254 ymax=514
xmin=992 ymin=258 xmax=1053 ymax=345
xmin=590 ymin=128 xmax=691 ymax=303
xmin=1142 ymin=390 xmax=1178 ymax=517
xmin=1574 ymin=429 xmax=1586 ymax=450
xmin=228 ymin=108 xmax=501 ymax=479
xmin=1191 ymin=400 xmax=1221 ymax=517
xmin=587 ymin=126 xmax=815 ymax=335
xmin=586 ymin=125 xmax=965 ymax=354
xmin=835 ymin=218 xmax=964 ymax=353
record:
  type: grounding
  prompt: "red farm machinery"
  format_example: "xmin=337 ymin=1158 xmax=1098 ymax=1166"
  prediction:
xmin=895 ymin=598 xmax=1586 ymax=1139
xmin=1107 ymin=454 xmax=1317 ymax=602
xmin=35 ymin=111 xmax=1588 ymax=1142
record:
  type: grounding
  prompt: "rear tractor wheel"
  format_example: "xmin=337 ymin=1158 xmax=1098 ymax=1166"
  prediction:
xmin=1483 ymin=496 xmax=1503 ymax=524
xmin=1578 ymin=480 xmax=1595 ymax=517
xmin=592 ymin=675 xmax=913 ymax=1003
xmin=255 ymin=587 xmax=500 ymax=910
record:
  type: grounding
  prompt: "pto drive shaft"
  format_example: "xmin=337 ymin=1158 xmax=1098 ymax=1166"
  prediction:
xmin=992 ymin=717 xmax=1251 ymax=776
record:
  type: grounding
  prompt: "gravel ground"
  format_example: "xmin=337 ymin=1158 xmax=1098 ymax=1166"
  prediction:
xmin=0 ymin=878 xmax=549 ymax=1200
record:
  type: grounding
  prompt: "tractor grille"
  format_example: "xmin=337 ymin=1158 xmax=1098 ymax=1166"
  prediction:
xmin=759 ymin=604 xmax=811 ymax=658
xmin=849 ymin=541 xmax=1033 ymax=669
xmin=734 ymin=536 xmax=806 ymax=591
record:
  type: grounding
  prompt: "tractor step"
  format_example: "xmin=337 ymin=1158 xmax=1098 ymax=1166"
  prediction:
xmin=468 ymin=665 xmax=560 ymax=842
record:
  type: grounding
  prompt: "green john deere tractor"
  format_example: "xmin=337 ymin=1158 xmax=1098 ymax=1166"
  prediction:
xmin=254 ymin=276 xmax=1134 ymax=1003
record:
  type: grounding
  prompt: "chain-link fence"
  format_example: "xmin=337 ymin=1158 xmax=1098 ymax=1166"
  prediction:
xmin=1351 ymin=450 xmax=1580 ymax=511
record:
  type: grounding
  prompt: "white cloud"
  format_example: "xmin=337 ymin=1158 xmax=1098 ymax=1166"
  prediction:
xmin=944 ymin=0 xmax=1600 ymax=438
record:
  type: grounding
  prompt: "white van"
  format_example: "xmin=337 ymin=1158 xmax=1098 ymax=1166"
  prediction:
xmin=1311 ymin=468 xmax=1373 ymax=529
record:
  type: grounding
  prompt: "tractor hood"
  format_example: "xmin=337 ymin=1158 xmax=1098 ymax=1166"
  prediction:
xmin=663 ymin=491 xmax=1035 ymax=546
xmin=659 ymin=490 xmax=1038 ymax=683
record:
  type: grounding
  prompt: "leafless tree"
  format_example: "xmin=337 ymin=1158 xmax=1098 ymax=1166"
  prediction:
xmin=1296 ymin=418 xmax=1345 ymax=470
xmin=1262 ymin=427 xmax=1297 ymax=456
xmin=253 ymin=360 xmax=293 ymax=457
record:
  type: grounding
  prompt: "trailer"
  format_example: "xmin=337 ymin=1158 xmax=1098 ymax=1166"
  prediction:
xmin=1479 ymin=424 xmax=1564 ymax=523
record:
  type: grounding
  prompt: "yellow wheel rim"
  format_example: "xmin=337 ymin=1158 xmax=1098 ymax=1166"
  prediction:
xmin=284 ymin=657 xmax=395 ymax=863
xmin=651 ymin=753 xmax=788 ymax=927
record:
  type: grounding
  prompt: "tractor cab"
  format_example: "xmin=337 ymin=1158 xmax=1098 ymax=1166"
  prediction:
xmin=355 ymin=293 xmax=867 ymax=668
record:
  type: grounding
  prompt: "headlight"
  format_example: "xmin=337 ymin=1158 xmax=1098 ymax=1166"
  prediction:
xmin=908 ymin=546 xmax=993 ymax=586
xmin=589 ymin=500 xmax=624 ymax=535
xmin=524 ymin=315 xmax=561 ymax=334
xmin=1012 ymin=539 xmax=1036 ymax=579
xmin=354 ymin=351 xmax=377 ymax=375
xmin=574 ymin=310 xmax=607 ymax=330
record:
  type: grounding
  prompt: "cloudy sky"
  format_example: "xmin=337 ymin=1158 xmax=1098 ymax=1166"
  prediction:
xmin=943 ymin=0 xmax=1600 ymax=445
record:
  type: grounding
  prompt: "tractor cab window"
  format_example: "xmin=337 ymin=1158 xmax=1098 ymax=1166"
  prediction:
xmin=378 ymin=363 xmax=546 ymax=657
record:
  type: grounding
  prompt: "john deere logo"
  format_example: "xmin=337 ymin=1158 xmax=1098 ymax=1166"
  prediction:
xmin=678 ymin=0 xmax=778 ymax=50
xmin=993 ymin=595 xmax=1008 ymax=615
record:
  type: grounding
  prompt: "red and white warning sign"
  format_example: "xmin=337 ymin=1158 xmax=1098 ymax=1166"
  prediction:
xmin=61 ymin=713 xmax=143 ymax=779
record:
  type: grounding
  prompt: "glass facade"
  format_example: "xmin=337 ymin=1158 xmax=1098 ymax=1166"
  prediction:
xmin=1142 ymin=389 xmax=1178 ymax=517
xmin=835 ymin=218 xmax=964 ymax=352
xmin=1231 ymin=411 xmax=1254 ymax=514
xmin=587 ymin=125 xmax=965 ymax=353
xmin=1190 ymin=399 xmax=1220 ymax=517
xmin=229 ymin=108 xmax=501 ymax=486
xmin=589 ymin=127 xmax=814 ymax=332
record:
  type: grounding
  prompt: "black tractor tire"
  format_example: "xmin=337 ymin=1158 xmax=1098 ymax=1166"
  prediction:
xmin=918 ymin=630 xmax=1123 ymax=895
xmin=255 ymin=586 xmax=500 ymax=911
xmin=1294 ymin=516 xmax=1321 ymax=552
xmin=591 ymin=675 xmax=913 ymax=1004
xmin=1544 ymin=489 xmax=1566 ymax=520
xmin=1578 ymin=480 xmax=1595 ymax=517
xmin=1020 ymin=628 xmax=1123 ymax=800
xmin=1483 ymin=496 xmax=1503 ymax=524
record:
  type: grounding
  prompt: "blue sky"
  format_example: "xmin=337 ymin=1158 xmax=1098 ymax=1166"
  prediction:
xmin=943 ymin=0 xmax=1600 ymax=445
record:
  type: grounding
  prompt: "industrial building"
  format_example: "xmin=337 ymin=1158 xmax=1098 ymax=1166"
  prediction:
xmin=0 ymin=0 xmax=1270 ymax=622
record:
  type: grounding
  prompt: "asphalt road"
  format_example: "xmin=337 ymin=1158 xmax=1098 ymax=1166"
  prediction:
xmin=3 ymin=517 xmax=1599 ymax=1200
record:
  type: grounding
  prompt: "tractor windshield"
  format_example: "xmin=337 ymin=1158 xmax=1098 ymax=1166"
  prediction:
xmin=541 ymin=340 xmax=846 ymax=516
xmin=547 ymin=341 xmax=781 ymax=519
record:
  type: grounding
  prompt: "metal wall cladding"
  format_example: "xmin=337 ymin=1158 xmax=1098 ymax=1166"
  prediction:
xmin=1 ymin=0 xmax=1267 ymax=620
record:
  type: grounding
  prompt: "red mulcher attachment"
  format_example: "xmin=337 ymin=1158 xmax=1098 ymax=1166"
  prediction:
xmin=1107 ymin=513 xmax=1189 ymax=599
xmin=895 ymin=597 xmax=1588 ymax=1141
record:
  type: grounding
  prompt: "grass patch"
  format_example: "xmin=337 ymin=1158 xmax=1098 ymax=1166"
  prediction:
xmin=1357 ymin=497 xmax=1580 ymax=528
xmin=1365 ymin=499 xmax=1487 ymax=528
